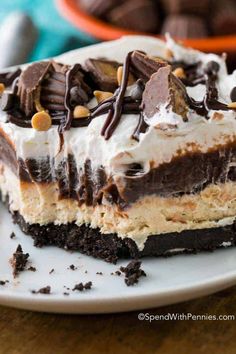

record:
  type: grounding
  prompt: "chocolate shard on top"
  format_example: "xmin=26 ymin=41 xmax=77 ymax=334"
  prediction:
xmin=130 ymin=51 xmax=167 ymax=82
xmin=84 ymin=58 xmax=120 ymax=92
xmin=142 ymin=65 xmax=189 ymax=120
xmin=17 ymin=61 xmax=91 ymax=117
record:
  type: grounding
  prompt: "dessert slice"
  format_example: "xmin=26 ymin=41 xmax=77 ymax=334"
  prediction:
xmin=0 ymin=36 xmax=236 ymax=263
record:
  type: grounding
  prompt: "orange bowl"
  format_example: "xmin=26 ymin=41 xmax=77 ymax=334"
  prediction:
xmin=56 ymin=0 xmax=236 ymax=54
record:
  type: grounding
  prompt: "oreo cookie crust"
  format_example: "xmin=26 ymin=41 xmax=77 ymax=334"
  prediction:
xmin=11 ymin=209 xmax=236 ymax=264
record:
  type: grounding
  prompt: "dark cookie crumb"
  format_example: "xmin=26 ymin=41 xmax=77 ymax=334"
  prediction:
xmin=96 ymin=272 xmax=103 ymax=275
xmin=120 ymin=260 xmax=146 ymax=286
xmin=10 ymin=232 xmax=16 ymax=239
xmin=73 ymin=281 xmax=92 ymax=292
xmin=28 ymin=266 xmax=36 ymax=272
xmin=84 ymin=281 xmax=92 ymax=290
xmin=0 ymin=280 xmax=9 ymax=286
xmin=49 ymin=268 xmax=54 ymax=274
xmin=63 ymin=292 xmax=70 ymax=296
xmin=10 ymin=244 xmax=29 ymax=277
xmin=111 ymin=270 xmax=121 ymax=276
xmin=68 ymin=264 xmax=77 ymax=270
xmin=32 ymin=286 xmax=51 ymax=294
xmin=85 ymin=270 xmax=88 ymax=274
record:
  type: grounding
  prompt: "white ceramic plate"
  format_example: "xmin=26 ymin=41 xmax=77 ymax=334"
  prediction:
xmin=1 ymin=204 xmax=236 ymax=314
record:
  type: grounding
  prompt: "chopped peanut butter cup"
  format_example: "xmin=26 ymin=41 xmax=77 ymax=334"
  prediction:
xmin=142 ymin=65 xmax=189 ymax=120
xmin=130 ymin=51 xmax=167 ymax=82
xmin=17 ymin=61 xmax=52 ymax=116
xmin=107 ymin=0 xmax=160 ymax=33
xmin=85 ymin=58 xmax=120 ymax=92
xmin=17 ymin=61 xmax=90 ymax=119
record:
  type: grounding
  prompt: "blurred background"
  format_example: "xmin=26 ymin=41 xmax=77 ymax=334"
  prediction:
xmin=0 ymin=0 xmax=235 ymax=69
xmin=0 ymin=0 xmax=97 ymax=67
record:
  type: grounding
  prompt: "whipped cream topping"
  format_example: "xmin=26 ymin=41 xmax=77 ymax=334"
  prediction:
xmin=0 ymin=35 xmax=236 ymax=178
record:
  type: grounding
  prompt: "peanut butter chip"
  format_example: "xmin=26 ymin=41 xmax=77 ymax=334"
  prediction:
xmin=117 ymin=66 xmax=123 ymax=86
xmin=173 ymin=67 xmax=186 ymax=79
xmin=212 ymin=112 xmax=224 ymax=121
xmin=73 ymin=105 xmax=90 ymax=119
xmin=31 ymin=111 xmax=52 ymax=131
xmin=165 ymin=48 xmax=174 ymax=60
xmin=117 ymin=66 xmax=135 ymax=86
xmin=94 ymin=90 xmax=113 ymax=103
xmin=0 ymin=83 xmax=5 ymax=95
xmin=228 ymin=102 xmax=236 ymax=109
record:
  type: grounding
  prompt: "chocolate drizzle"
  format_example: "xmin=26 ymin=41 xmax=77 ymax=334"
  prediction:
xmin=230 ymin=87 xmax=236 ymax=102
xmin=101 ymin=52 xmax=132 ymax=139
xmin=1 ymin=52 xmax=236 ymax=140
xmin=63 ymin=64 xmax=81 ymax=131
xmin=132 ymin=111 xmax=148 ymax=141
xmin=187 ymin=60 xmax=229 ymax=117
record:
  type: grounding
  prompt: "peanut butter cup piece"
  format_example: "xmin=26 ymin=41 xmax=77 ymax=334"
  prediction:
xmin=142 ymin=65 xmax=189 ymax=120
xmin=40 ymin=62 xmax=90 ymax=112
xmin=85 ymin=58 xmax=120 ymax=92
xmin=79 ymin=0 xmax=119 ymax=18
xmin=211 ymin=0 xmax=236 ymax=36
xmin=39 ymin=62 xmax=67 ymax=111
xmin=130 ymin=51 xmax=167 ymax=82
xmin=160 ymin=0 xmax=210 ymax=16
xmin=17 ymin=61 xmax=51 ymax=116
xmin=161 ymin=15 xmax=208 ymax=39
xmin=107 ymin=0 xmax=159 ymax=32
xmin=18 ymin=61 xmax=90 ymax=118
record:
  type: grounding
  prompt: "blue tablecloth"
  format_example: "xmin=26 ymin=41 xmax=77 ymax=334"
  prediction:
xmin=0 ymin=0 xmax=97 ymax=61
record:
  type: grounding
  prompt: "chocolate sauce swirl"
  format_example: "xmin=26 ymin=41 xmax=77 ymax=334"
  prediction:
xmin=1 ymin=54 xmax=236 ymax=140
xmin=132 ymin=111 xmax=148 ymax=141
xmin=187 ymin=61 xmax=229 ymax=117
xmin=101 ymin=52 xmax=133 ymax=140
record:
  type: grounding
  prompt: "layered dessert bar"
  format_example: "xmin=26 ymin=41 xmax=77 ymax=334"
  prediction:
xmin=0 ymin=36 xmax=236 ymax=262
